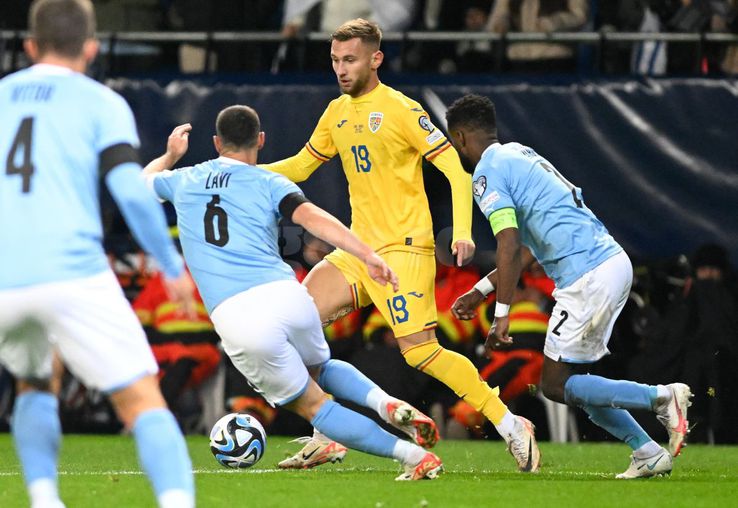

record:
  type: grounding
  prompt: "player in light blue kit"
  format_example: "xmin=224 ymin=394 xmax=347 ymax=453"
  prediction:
xmin=0 ymin=1 xmax=195 ymax=507
xmin=143 ymin=105 xmax=443 ymax=481
xmin=446 ymin=94 xmax=693 ymax=479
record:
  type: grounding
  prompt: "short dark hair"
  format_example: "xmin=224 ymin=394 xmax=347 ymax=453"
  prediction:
xmin=331 ymin=18 xmax=382 ymax=49
xmin=215 ymin=105 xmax=260 ymax=151
xmin=445 ymin=94 xmax=497 ymax=135
xmin=29 ymin=0 xmax=95 ymax=58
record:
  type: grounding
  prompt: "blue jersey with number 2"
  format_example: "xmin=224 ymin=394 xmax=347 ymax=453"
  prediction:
xmin=472 ymin=142 xmax=622 ymax=289
xmin=151 ymin=157 xmax=300 ymax=312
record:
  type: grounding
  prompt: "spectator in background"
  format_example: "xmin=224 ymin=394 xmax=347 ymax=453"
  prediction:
xmin=488 ymin=0 xmax=588 ymax=72
xmin=133 ymin=265 xmax=221 ymax=430
xmin=676 ymin=244 xmax=738 ymax=443
xmin=437 ymin=1 xmax=495 ymax=74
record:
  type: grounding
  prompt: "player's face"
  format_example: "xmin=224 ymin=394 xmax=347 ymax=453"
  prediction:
xmin=330 ymin=38 xmax=379 ymax=97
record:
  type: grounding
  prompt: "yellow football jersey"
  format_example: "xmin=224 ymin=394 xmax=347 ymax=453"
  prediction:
xmin=263 ymin=82 xmax=472 ymax=254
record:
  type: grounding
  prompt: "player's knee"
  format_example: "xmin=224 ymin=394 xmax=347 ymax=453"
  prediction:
xmin=109 ymin=375 xmax=167 ymax=428
xmin=286 ymin=381 xmax=325 ymax=421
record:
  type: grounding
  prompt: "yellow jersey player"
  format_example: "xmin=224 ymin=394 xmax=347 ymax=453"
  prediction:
xmin=263 ymin=18 xmax=539 ymax=472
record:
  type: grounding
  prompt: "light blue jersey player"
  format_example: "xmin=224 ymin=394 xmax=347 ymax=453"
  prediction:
xmin=0 ymin=2 xmax=194 ymax=507
xmin=447 ymin=94 xmax=692 ymax=480
xmin=149 ymin=156 xmax=299 ymax=314
xmin=144 ymin=106 xmax=444 ymax=480
xmin=471 ymin=142 xmax=622 ymax=290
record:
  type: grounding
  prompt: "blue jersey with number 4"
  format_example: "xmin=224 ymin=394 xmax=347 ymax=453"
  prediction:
xmin=151 ymin=157 xmax=300 ymax=312
xmin=472 ymin=142 xmax=622 ymax=289
xmin=0 ymin=65 xmax=140 ymax=289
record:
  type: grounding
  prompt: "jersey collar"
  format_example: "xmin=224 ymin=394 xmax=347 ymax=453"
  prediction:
xmin=29 ymin=63 xmax=76 ymax=75
xmin=349 ymin=82 xmax=385 ymax=103
xmin=216 ymin=156 xmax=249 ymax=166
xmin=481 ymin=142 xmax=501 ymax=160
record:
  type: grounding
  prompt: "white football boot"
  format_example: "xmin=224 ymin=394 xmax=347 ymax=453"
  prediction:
xmin=616 ymin=447 xmax=673 ymax=479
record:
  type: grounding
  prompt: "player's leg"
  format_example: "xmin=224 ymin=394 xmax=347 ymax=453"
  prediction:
xmin=50 ymin=273 xmax=194 ymax=508
xmin=301 ymin=254 xmax=438 ymax=446
xmin=0 ymin=288 xmax=65 ymax=508
xmin=286 ymin=380 xmax=442 ymax=480
xmin=211 ymin=281 xmax=441 ymax=480
xmin=301 ymin=258 xmax=355 ymax=326
xmin=375 ymin=252 xmax=538 ymax=471
xmin=541 ymin=252 xmax=687 ymax=475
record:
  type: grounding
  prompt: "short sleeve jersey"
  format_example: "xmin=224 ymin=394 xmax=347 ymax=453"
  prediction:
xmin=472 ymin=142 xmax=622 ymax=289
xmin=304 ymin=83 xmax=452 ymax=253
xmin=0 ymin=64 xmax=140 ymax=289
xmin=151 ymin=157 xmax=300 ymax=313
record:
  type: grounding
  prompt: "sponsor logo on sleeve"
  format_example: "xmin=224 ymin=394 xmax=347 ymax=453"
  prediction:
xmin=479 ymin=190 xmax=500 ymax=211
xmin=368 ymin=112 xmax=383 ymax=133
xmin=425 ymin=130 xmax=444 ymax=145
xmin=473 ymin=175 xmax=487 ymax=197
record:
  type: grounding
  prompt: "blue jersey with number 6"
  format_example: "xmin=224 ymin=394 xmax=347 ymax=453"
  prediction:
xmin=472 ymin=142 xmax=622 ymax=289
xmin=150 ymin=157 xmax=300 ymax=312
xmin=0 ymin=65 xmax=140 ymax=289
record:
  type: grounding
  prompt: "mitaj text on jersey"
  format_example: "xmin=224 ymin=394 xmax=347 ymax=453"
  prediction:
xmin=205 ymin=172 xmax=232 ymax=189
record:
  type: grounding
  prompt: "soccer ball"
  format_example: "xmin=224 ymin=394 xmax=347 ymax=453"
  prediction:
xmin=209 ymin=413 xmax=267 ymax=469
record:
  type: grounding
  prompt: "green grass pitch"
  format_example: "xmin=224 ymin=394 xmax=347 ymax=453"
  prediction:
xmin=1 ymin=434 xmax=737 ymax=507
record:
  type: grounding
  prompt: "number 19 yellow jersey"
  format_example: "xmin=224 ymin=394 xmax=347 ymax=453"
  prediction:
xmin=263 ymin=82 xmax=472 ymax=254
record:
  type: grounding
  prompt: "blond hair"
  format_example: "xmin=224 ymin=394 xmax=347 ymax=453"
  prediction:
xmin=331 ymin=18 xmax=382 ymax=49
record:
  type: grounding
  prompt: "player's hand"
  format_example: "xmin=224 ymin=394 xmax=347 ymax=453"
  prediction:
xmin=165 ymin=123 xmax=192 ymax=165
xmin=163 ymin=270 xmax=197 ymax=320
xmin=364 ymin=253 xmax=400 ymax=292
xmin=452 ymin=239 xmax=475 ymax=267
xmin=484 ymin=316 xmax=513 ymax=356
xmin=451 ymin=289 xmax=485 ymax=320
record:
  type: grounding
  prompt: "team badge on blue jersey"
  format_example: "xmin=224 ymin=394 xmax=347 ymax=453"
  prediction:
xmin=368 ymin=112 xmax=383 ymax=133
xmin=473 ymin=175 xmax=487 ymax=197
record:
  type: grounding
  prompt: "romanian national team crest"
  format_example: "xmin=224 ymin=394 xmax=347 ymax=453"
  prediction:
xmin=368 ymin=112 xmax=383 ymax=133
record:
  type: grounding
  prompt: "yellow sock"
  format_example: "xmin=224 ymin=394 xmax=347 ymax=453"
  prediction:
xmin=401 ymin=339 xmax=508 ymax=425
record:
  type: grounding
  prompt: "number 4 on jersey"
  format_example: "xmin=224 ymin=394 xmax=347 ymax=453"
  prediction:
xmin=5 ymin=117 xmax=35 ymax=193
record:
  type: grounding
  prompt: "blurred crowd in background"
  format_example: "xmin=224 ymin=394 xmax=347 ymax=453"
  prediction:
xmin=1 ymin=0 xmax=738 ymax=75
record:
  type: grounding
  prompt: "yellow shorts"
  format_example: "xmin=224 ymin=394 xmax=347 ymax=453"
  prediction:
xmin=324 ymin=248 xmax=438 ymax=338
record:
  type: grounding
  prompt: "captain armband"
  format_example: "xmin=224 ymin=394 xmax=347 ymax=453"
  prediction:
xmin=488 ymin=207 xmax=518 ymax=236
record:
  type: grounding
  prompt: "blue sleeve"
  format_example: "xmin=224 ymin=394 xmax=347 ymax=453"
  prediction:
xmin=473 ymin=159 xmax=515 ymax=219
xmin=96 ymin=91 xmax=140 ymax=152
xmin=150 ymin=170 xmax=182 ymax=202
xmin=105 ymin=163 xmax=184 ymax=279
xmin=269 ymin=173 xmax=303 ymax=217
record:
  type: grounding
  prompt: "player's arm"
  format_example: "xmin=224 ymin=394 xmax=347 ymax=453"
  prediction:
xmin=261 ymin=106 xmax=336 ymax=182
xmin=142 ymin=123 xmax=192 ymax=176
xmin=452 ymin=243 xmax=535 ymax=320
xmin=429 ymin=146 xmax=475 ymax=266
xmin=260 ymin=147 xmax=323 ymax=183
xmin=484 ymin=212 xmax=522 ymax=352
xmin=102 ymin=146 xmax=196 ymax=318
xmin=283 ymin=194 xmax=398 ymax=291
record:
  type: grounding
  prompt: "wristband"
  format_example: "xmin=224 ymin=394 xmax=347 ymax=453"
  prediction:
xmin=494 ymin=303 xmax=510 ymax=318
xmin=473 ymin=277 xmax=495 ymax=296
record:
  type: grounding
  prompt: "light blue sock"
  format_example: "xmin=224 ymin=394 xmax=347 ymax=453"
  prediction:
xmin=582 ymin=405 xmax=653 ymax=451
xmin=11 ymin=391 xmax=61 ymax=485
xmin=311 ymin=399 xmax=398 ymax=458
xmin=132 ymin=409 xmax=194 ymax=501
xmin=318 ymin=359 xmax=384 ymax=410
xmin=564 ymin=374 xmax=658 ymax=410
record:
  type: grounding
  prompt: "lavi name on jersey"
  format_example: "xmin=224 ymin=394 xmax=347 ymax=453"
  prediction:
xmin=205 ymin=172 xmax=232 ymax=189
